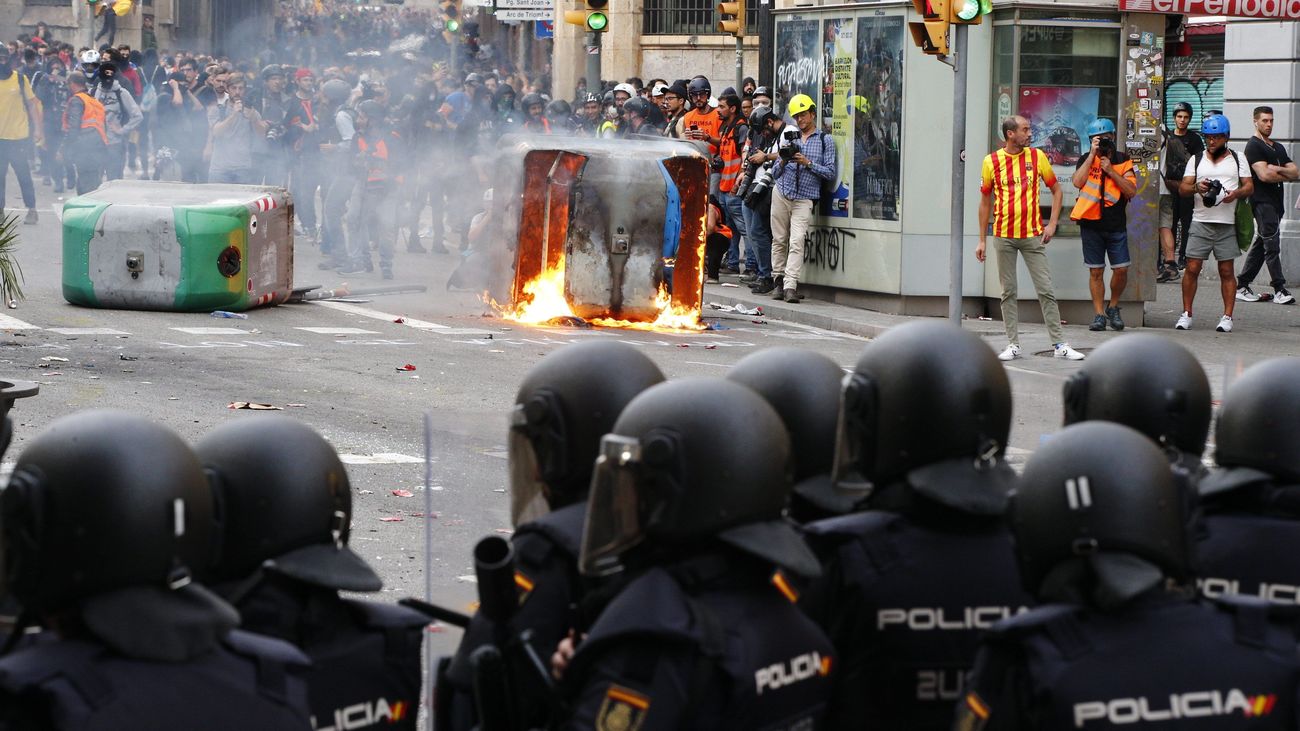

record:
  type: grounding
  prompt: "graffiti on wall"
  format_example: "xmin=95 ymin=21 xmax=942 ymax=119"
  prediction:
xmin=1164 ymin=51 xmax=1224 ymax=126
xmin=802 ymin=226 xmax=854 ymax=273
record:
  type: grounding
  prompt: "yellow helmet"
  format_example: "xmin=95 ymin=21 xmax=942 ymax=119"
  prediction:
xmin=787 ymin=93 xmax=815 ymax=116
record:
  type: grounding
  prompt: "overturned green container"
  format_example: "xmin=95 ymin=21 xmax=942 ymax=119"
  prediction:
xmin=62 ymin=181 xmax=294 ymax=312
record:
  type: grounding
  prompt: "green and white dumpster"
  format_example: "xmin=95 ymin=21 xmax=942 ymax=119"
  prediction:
xmin=62 ymin=181 xmax=294 ymax=312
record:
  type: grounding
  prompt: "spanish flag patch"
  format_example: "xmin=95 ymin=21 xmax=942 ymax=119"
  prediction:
xmin=596 ymin=684 xmax=649 ymax=731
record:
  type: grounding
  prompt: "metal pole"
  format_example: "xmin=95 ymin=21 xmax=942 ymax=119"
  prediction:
xmin=757 ymin=0 xmax=773 ymax=86
xmin=735 ymin=36 xmax=743 ymax=93
xmin=948 ymin=23 xmax=968 ymax=325
xmin=585 ymin=30 xmax=601 ymax=96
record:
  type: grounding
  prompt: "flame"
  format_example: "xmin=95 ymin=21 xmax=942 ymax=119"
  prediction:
xmin=485 ymin=254 xmax=704 ymax=332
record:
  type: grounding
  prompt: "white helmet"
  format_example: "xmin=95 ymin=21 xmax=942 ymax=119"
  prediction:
xmin=613 ymin=83 xmax=636 ymax=99
xmin=80 ymin=49 xmax=100 ymax=65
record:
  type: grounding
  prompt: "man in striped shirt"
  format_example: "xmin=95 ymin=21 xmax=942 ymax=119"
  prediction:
xmin=977 ymin=115 xmax=1085 ymax=361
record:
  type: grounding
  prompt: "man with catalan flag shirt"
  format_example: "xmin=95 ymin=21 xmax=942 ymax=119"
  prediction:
xmin=977 ymin=115 xmax=1085 ymax=362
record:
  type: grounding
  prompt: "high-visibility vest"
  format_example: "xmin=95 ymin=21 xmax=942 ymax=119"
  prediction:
xmin=63 ymin=91 xmax=108 ymax=145
xmin=719 ymin=122 xmax=744 ymax=193
xmin=1070 ymin=154 xmax=1135 ymax=221
xmin=598 ymin=120 xmax=618 ymax=139
xmin=356 ymin=135 xmax=388 ymax=183
xmin=522 ymin=117 xmax=551 ymax=135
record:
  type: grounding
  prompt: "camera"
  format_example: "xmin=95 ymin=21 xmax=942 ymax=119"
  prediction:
xmin=1096 ymin=136 xmax=1114 ymax=156
xmin=778 ymin=128 xmax=800 ymax=161
xmin=1201 ymin=179 xmax=1224 ymax=207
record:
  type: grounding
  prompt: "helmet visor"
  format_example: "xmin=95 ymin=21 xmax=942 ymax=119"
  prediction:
xmin=508 ymin=406 xmax=551 ymax=528
xmin=831 ymin=373 xmax=874 ymax=498
xmin=579 ymin=435 xmax=646 ymax=577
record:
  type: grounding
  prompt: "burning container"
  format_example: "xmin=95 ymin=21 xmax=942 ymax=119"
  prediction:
xmin=495 ymin=136 xmax=710 ymax=327
xmin=62 ymin=181 xmax=294 ymax=312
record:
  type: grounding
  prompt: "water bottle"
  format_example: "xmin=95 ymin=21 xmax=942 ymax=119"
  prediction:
xmin=211 ymin=310 xmax=249 ymax=320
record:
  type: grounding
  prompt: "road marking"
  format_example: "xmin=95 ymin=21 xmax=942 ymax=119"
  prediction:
xmin=314 ymin=301 xmax=450 ymax=329
xmin=47 ymin=327 xmax=131 ymax=335
xmin=0 ymin=314 xmax=40 ymax=331
xmin=171 ymin=327 xmax=250 ymax=335
xmin=684 ymin=360 xmax=732 ymax=368
xmin=339 ymin=453 xmax=425 ymax=465
xmin=295 ymin=327 xmax=381 ymax=335
xmin=1003 ymin=364 xmax=1068 ymax=381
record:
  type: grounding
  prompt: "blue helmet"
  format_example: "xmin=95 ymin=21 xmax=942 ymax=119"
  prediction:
xmin=1086 ymin=118 xmax=1116 ymax=137
xmin=1201 ymin=114 xmax=1230 ymax=136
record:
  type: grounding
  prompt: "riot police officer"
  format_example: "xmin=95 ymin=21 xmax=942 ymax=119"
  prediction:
xmin=0 ymin=410 xmax=313 ymax=730
xmin=440 ymin=341 xmax=665 ymax=730
xmin=195 ymin=416 xmax=427 ymax=731
xmin=725 ymin=346 xmax=855 ymax=522
xmin=802 ymin=321 xmax=1031 ymax=730
xmin=1197 ymin=357 xmax=1300 ymax=603
xmin=1062 ymin=333 xmax=1212 ymax=483
xmin=958 ymin=421 xmax=1300 ymax=730
xmin=560 ymin=378 xmax=832 ymax=730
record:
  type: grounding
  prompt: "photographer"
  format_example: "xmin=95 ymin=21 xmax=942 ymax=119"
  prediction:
xmin=1070 ymin=118 xmax=1137 ymax=332
xmin=207 ymin=75 xmax=268 ymax=184
xmin=1175 ymin=113 xmax=1253 ymax=333
xmin=742 ymin=106 xmax=779 ymax=294
xmin=766 ymin=93 xmax=836 ymax=304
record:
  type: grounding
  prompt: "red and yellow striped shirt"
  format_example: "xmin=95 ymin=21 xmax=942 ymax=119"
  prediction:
xmin=980 ymin=147 xmax=1057 ymax=239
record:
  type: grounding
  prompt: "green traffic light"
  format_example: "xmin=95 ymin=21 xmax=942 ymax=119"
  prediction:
xmin=445 ymin=17 xmax=460 ymax=31
xmin=587 ymin=11 xmax=607 ymax=30
xmin=979 ymin=0 xmax=992 ymax=13
xmin=955 ymin=0 xmax=979 ymax=20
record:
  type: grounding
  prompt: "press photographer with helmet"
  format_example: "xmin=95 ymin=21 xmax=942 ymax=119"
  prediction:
xmin=1070 ymin=118 xmax=1137 ymax=333
xmin=767 ymin=93 xmax=836 ymax=304
xmin=1175 ymin=113 xmax=1252 ymax=333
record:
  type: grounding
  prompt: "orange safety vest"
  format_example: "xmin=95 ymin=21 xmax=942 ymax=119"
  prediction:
xmin=710 ymin=202 xmax=732 ymax=239
xmin=356 ymin=134 xmax=396 ymax=184
xmin=719 ymin=121 xmax=745 ymax=194
xmin=1070 ymin=154 xmax=1135 ymax=221
xmin=522 ymin=117 xmax=551 ymax=135
xmin=63 ymin=91 xmax=108 ymax=145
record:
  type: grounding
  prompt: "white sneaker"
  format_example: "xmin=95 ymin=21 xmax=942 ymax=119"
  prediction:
xmin=1053 ymin=343 xmax=1086 ymax=361
xmin=1216 ymin=315 xmax=1233 ymax=333
xmin=1275 ymin=288 xmax=1295 ymax=305
xmin=997 ymin=344 xmax=1020 ymax=361
xmin=1236 ymin=286 xmax=1260 ymax=302
xmin=1175 ymin=311 xmax=1193 ymax=330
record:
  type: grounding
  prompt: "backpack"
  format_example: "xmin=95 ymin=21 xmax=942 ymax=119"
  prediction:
xmin=1193 ymin=149 xmax=1254 ymax=251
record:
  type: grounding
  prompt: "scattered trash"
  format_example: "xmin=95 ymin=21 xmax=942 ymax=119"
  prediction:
xmin=545 ymin=315 xmax=592 ymax=329
xmin=119 ymin=354 xmax=138 ymax=361
xmin=705 ymin=302 xmax=763 ymax=316
xmin=704 ymin=345 xmax=717 ymax=350
xmin=168 ymin=396 xmax=179 ymax=400
xmin=359 ymin=489 xmax=375 ymax=495
xmin=227 ymin=402 xmax=283 ymax=410
xmin=457 ymin=575 xmax=478 ymax=583
xmin=379 ymin=516 xmax=404 ymax=523
xmin=751 ymin=319 xmax=768 ymax=325
xmin=677 ymin=344 xmax=690 ymax=348
xmin=211 ymin=310 xmax=249 ymax=320
xmin=493 ymin=488 xmax=506 ymax=493
xmin=40 ymin=356 xmax=69 ymax=363
xmin=431 ymin=485 xmax=444 ymax=491
xmin=494 ymin=528 xmax=514 ymax=535
xmin=392 ymin=489 xmax=415 ymax=498
xmin=977 ymin=316 xmax=993 ymax=321
xmin=485 ymin=334 xmax=493 ymax=339
xmin=704 ymin=321 xmax=731 ymax=331
xmin=286 ymin=403 xmax=307 ymax=408
xmin=721 ymin=283 xmax=740 ymax=288
xmin=396 ymin=364 xmax=417 ymax=372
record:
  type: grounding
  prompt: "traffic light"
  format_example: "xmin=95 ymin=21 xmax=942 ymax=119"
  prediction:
xmin=952 ymin=0 xmax=991 ymax=24
xmin=908 ymin=0 xmax=949 ymax=56
xmin=717 ymin=0 xmax=745 ymax=37
xmin=564 ymin=0 xmax=609 ymax=32
xmin=440 ymin=0 xmax=461 ymax=32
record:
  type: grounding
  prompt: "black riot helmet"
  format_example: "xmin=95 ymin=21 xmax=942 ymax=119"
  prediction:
xmin=834 ymin=321 xmax=1014 ymax=514
xmin=579 ymin=378 xmax=819 ymax=579
xmin=1 ymin=410 xmax=216 ymax=616
xmin=509 ymin=341 xmax=665 ymax=527
xmin=1213 ymin=357 xmax=1300 ymax=483
xmin=1012 ymin=422 xmax=1192 ymax=608
xmin=727 ymin=347 xmax=840 ymax=481
xmin=1063 ymin=334 xmax=1210 ymax=456
xmin=195 ymin=416 xmax=381 ymax=593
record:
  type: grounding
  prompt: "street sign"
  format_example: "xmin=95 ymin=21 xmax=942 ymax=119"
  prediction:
xmin=496 ymin=7 xmax=551 ymax=18
xmin=535 ymin=19 xmax=554 ymax=38
xmin=496 ymin=0 xmax=549 ymax=8
xmin=1120 ymin=0 xmax=1300 ymax=18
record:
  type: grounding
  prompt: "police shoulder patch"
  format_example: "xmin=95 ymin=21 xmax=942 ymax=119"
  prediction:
xmin=954 ymin=691 xmax=990 ymax=731
xmin=596 ymin=684 xmax=650 ymax=731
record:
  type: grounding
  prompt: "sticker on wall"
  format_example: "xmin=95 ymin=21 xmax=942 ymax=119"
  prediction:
xmin=249 ymin=215 xmax=259 ymax=236
xmin=1139 ymin=127 xmax=1157 ymax=136
xmin=1140 ymin=31 xmax=1155 ymax=47
xmin=1137 ymin=88 xmax=1148 ymax=98
xmin=1140 ymin=99 xmax=1150 ymax=110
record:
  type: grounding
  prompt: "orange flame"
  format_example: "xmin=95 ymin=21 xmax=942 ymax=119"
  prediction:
xmin=486 ymin=254 xmax=704 ymax=332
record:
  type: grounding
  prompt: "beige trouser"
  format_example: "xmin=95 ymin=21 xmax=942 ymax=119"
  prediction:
xmin=995 ymin=235 xmax=1066 ymax=346
xmin=770 ymin=186 xmax=814 ymax=288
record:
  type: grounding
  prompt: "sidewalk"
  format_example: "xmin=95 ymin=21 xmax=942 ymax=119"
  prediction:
xmin=704 ymin=267 xmax=1300 ymax=364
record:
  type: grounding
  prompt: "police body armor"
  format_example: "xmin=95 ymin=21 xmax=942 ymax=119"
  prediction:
xmin=803 ymin=510 xmax=1031 ymax=729
xmin=440 ymin=502 xmax=588 ymax=731
xmin=562 ymin=557 xmax=833 ymax=730
xmin=962 ymin=593 xmax=1300 ymax=730
xmin=0 ymin=630 xmax=312 ymax=730
xmin=1196 ymin=471 xmax=1300 ymax=605
xmin=236 ymin=582 xmax=426 ymax=731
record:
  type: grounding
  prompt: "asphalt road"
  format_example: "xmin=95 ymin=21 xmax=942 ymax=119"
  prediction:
xmin=3 ymin=174 xmax=1277 ymax=656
